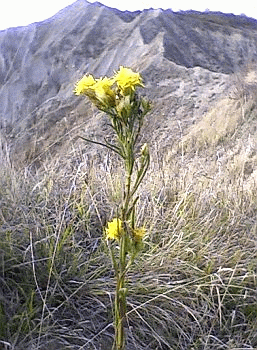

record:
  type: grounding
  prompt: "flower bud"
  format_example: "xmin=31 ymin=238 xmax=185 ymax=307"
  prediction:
xmin=141 ymin=143 xmax=149 ymax=158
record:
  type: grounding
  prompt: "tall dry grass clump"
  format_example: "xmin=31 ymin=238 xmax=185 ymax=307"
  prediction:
xmin=1 ymin=66 xmax=257 ymax=349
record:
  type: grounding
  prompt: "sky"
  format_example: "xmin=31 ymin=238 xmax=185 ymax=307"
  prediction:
xmin=0 ymin=0 xmax=257 ymax=31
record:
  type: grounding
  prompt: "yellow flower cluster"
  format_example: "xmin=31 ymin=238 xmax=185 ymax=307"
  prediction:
xmin=105 ymin=218 xmax=123 ymax=240
xmin=74 ymin=66 xmax=144 ymax=109
xmin=74 ymin=74 xmax=95 ymax=95
xmin=74 ymin=75 xmax=115 ymax=108
xmin=105 ymin=218 xmax=146 ymax=242
xmin=133 ymin=227 xmax=146 ymax=242
xmin=114 ymin=66 xmax=144 ymax=95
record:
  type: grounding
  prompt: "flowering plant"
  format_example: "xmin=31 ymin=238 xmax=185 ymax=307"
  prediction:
xmin=75 ymin=66 xmax=151 ymax=350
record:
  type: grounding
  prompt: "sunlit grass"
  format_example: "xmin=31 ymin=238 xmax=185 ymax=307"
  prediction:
xmin=1 ymin=123 xmax=257 ymax=349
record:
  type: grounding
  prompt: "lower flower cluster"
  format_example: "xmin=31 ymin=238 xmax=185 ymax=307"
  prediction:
xmin=105 ymin=218 xmax=146 ymax=242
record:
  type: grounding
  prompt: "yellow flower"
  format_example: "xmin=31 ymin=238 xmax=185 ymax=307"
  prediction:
xmin=105 ymin=218 xmax=123 ymax=240
xmin=114 ymin=66 xmax=144 ymax=95
xmin=74 ymin=74 xmax=96 ymax=95
xmin=93 ymin=77 xmax=116 ymax=107
xmin=133 ymin=227 xmax=146 ymax=241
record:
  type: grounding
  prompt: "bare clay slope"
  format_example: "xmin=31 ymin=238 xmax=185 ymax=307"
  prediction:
xmin=0 ymin=0 xmax=257 ymax=163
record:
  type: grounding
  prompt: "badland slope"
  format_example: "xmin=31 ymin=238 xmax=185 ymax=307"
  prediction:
xmin=0 ymin=0 xmax=257 ymax=165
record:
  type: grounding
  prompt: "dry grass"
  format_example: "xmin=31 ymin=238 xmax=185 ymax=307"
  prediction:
xmin=1 ymin=80 xmax=257 ymax=349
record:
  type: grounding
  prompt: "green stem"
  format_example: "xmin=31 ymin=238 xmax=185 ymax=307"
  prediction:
xmin=123 ymin=173 xmax=131 ymax=219
xmin=131 ymin=152 xmax=150 ymax=198
xmin=114 ymin=283 xmax=125 ymax=350
xmin=113 ymin=234 xmax=127 ymax=350
xmin=111 ymin=94 xmax=150 ymax=350
xmin=113 ymin=146 xmax=134 ymax=350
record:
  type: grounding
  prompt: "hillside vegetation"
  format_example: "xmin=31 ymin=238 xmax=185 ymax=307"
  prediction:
xmin=1 ymin=69 xmax=257 ymax=349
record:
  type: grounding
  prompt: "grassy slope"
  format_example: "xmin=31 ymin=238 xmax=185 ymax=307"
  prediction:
xmin=1 ymin=84 xmax=257 ymax=349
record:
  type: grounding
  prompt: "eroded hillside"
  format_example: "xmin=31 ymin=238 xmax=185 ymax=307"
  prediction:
xmin=0 ymin=0 xmax=257 ymax=166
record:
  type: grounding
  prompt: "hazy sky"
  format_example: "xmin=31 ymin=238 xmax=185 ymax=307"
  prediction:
xmin=1 ymin=0 xmax=256 ymax=31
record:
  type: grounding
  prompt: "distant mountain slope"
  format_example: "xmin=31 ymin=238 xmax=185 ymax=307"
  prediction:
xmin=0 ymin=0 xmax=257 ymax=164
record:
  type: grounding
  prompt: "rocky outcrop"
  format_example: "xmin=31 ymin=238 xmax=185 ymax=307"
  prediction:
xmin=1 ymin=0 xmax=257 ymax=164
